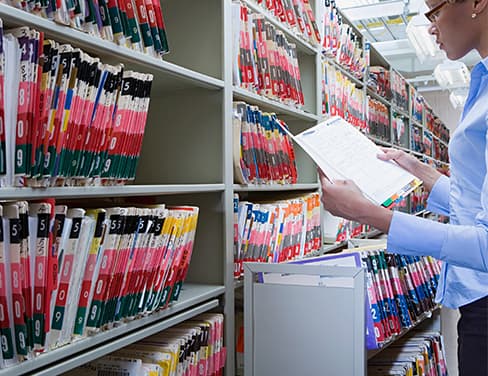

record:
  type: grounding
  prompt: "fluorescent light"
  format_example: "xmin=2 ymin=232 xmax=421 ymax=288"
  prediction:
xmin=373 ymin=38 xmax=417 ymax=57
xmin=341 ymin=0 xmax=406 ymax=21
xmin=406 ymin=15 xmax=445 ymax=64
xmin=434 ymin=61 xmax=471 ymax=89
xmin=449 ymin=88 xmax=469 ymax=109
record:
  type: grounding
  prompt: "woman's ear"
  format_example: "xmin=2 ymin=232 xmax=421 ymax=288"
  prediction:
xmin=473 ymin=0 xmax=488 ymax=14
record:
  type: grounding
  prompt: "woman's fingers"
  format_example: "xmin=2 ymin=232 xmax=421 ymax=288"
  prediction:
xmin=319 ymin=171 xmax=330 ymax=185
xmin=377 ymin=148 xmax=403 ymax=161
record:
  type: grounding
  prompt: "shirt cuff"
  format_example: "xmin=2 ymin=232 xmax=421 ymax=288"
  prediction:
xmin=387 ymin=211 xmax=444 ymax=259
xmin=426 ymin=175 xmax=450 ymax=215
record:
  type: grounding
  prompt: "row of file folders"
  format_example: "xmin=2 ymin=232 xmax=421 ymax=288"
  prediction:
xmin=233 ymin=101 xmax=298 ymax=185
xmin=65 ymin=313 xmax=226 ymax=376
xmin=0 ymin=22 xmax=152 ymax=188
xmin=261 ymin=244 xmax=442 ymax=350
xmin=2 ymin=0 xmax=170 ymax=57
xmin=251 ymin=0 xmax=321 ymax=46
xmin=0 ymin=200 xmax=198 ymax=368
xmin=232 ymin=1 xmax=307 ymax=108
xmin=233 ymin=192 xmax=322 ymax=278
xmin=368 ymin=331 xmax=447 ymax=376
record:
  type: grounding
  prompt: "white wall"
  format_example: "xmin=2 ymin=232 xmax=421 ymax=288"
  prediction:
xmin=421 ymin=89 xmax=461 ymax=376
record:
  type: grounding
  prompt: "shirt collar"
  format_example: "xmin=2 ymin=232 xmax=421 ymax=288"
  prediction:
xmin=478 ymin=56 xmax=488 ymax=72
xmin=467 ymin=58 xmax=487 ymax=85
xmin=482 ymin=55 xmax=488 ymax=71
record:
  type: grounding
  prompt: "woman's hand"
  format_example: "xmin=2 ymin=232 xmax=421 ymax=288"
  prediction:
xmin=320 ymin=174 xmax=372 ymax=221
xmin=377 ymin=148 xmax=421 ymax=174
xmin=319 ymin=172 xmax=393 ymax=233
xmin=377 ymin=148 xmax=442 ymax=192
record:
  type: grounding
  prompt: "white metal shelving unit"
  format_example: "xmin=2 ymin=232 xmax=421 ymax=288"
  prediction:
xmin=231 ymin=5 xmax=450 ymax=374
xmin=228 ymin=3 xmax=326 ymax=373
xmin=0 ymin=0 xmax=230 ymax=374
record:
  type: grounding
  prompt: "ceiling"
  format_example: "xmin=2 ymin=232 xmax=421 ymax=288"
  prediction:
xmin=334 ymin=0 xmax=480 ymax=91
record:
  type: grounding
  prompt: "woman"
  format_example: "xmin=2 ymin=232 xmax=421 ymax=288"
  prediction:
xmin=320 ymin=0 xmax=488 ymax=374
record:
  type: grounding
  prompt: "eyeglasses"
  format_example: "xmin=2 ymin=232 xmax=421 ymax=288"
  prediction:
xmin=424 ymin=0 xmax=453 ymax=22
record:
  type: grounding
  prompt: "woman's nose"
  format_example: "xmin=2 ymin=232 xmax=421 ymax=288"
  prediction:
xmin=427 ymin=23 xmax=437 ymax=35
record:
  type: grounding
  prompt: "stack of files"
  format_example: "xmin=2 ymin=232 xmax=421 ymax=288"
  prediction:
xmin=233 ymin=192 xmax=321 ymax=278
xmin=322 ymin=60 xmax=366 ymax=129
xmin=0 ymin=200 xmax=199 ymax=367
xmin=368 ymin=331 xmax=448 ymax=376
xmin=260 ymin=244 xmax=442 ymax=350
xmin=410 ymin=185 xmax=428 ymax=214
xmin=251 ymin=0 xmax=321 ymax=46
xmin=65 ymin=313 xmax=226 ymax=376
xmin=410 ymin=88 xmax=424 ymax=124
xmin=410 ymin=124 xmax=423 ymax=154
xmin=233 ymin=101 xmax=298 ymax=185
xmin=367 ymin=97 xmax=390 ymax=142
xmin=433 ymin=139 xmax=441 ymax=161
xmin=390 ymin=70 xmax=409 ymax=112
xmin=422 ymin=131 xmax=433 ymax=157
xmin=439 ymin=144 xmax=449 ymax=164
xmin=333 ymin=218 xmax=366 ymax=242
xmin=0 ymin=23 xmax=153 ymax=188
xmin=368 ymin=66 xmax=390 ymax=99
xmin=232 ymin=1 xmax=305 ymax=108
xmin=235 ymin=311 xmax=245 ymax=376
xmin=2 ymin=0 xmax=169 ymax=57
xmin=392 ymin=114 xmax=409 ymax=149
xmin=322 ymin=207 xmax=369 ymax=243
xmin=322 ymin=0 xmax=366 ymax=79
xmin=424 ymin=107 xmax=435 ymax=133
xmin=436 ymin=121 xmax=450 ymax=144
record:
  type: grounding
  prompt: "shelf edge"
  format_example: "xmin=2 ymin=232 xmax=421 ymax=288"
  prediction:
xmin=0 ymin=184 xmax=226 ymax=200
xmin=233 ymin=87 xmax=320 ymax=122
xmin=233 ymin=183 xmax=319 ymax=192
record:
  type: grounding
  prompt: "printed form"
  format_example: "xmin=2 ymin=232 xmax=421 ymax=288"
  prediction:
xmin=283 ymin=116 xmax=422 ymax=207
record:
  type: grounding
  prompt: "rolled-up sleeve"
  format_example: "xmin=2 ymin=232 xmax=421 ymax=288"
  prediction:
xmin=387 ymin=211 xmax=488 ymax=272
xmin=426 ymin=175 xmax=450 ymax=215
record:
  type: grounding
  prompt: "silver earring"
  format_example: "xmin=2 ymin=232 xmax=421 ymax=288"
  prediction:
xmin=472 ymin=12 xmax=477 ymax=18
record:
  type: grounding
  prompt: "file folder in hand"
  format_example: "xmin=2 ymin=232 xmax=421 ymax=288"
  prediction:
xmin=280 ymin=116 xmax=422 ymax=207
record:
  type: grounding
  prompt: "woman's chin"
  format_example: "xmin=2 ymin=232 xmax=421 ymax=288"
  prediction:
xmin=444 ymin=47 xmax=471 ymax=61
xmin=444 ymin=50 xmax=459 ymax=60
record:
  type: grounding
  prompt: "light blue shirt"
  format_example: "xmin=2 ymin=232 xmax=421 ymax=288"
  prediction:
xmin=387 ymin=56 xmax=488 ymax=309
